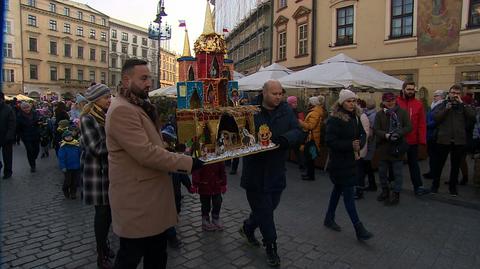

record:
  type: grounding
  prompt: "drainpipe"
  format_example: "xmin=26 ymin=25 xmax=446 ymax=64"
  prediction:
xmin=311 ymin=0 xmax=317 ymax=67
xmin=269 ymin=0 xmax=273 ymax=65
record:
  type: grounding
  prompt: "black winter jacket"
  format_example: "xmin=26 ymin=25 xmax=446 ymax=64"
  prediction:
xmin=325 ymin=104 xmax=366 ymax=186
xmin=16 ymin=111 xmax=41 ymax=142
xmin=0 ymin=102 xmax=16 ymax=145
xmin=240 ymin=95 xmax=305 ymax=192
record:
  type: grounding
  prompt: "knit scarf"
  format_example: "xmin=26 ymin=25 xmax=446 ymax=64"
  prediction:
xmin=118 ymin=86 xmax=157 ymax=123
xmin=82 ymin=103 xmax=106 ymax=126
xmin=384 ymin=105 xmax=400 ymax=133
xmin=61 ymin=139 xmax=80 ymax=147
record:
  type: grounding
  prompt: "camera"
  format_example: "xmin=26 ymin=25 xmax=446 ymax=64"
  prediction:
xmin=447 ymin=95 xmax=461 ymax=109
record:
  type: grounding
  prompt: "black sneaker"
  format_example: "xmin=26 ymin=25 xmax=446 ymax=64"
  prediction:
xmin=3 ymin=174 xmax=12 ymax=179
xmin=229 ymin=170 xmax=237 ymax=175
xmin=414 ymin=187 xmax=430 ymax=196
xmin=239 ymin=224 xmax=260 ymax=247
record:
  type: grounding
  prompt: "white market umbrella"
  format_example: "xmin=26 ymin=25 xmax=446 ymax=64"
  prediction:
xmin=149 ymin=85 xmax=177 ymax=97
xmin=279 ymin=53 xmax=403 ymax=90
xmin=238 ymin=63 xmax=294 ymax=91
xmin=233 ymin=71 xmax=245 ymax=80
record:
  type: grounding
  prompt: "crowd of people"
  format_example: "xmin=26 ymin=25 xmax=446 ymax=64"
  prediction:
xmin=1 ymin=58 xmax=480 ymax=268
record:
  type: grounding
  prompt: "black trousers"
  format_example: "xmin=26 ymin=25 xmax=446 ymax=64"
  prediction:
xmin=305 ymin=158 xmax=316 ymax=180
xmin=114 ymin=231 xmax=168 ymax=269
xmin=94 ymin=205 xmax=112 ymax=253
xmin=406 ymin=144 xmax=423 ymax=190
xmin=244 ymin=191 xmax=282 ymax=244
xmin=357 ymin=159 xmax=376 ymax=188
xmin=432 ymin=144 xmax=465 ymax=192
xmin=200 ymin=194 xmax=222 ymax=217
xmin=0 ymin=142 xmax=13 ymax=176
xmin=427 ymin=140 xmax=438 ymax=174
xmin=63 ymin=169 xmax=79 ymax=196
xmin=22 ymin=140 xmax=39 ymax=168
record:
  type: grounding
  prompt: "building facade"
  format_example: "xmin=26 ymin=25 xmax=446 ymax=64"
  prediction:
xmin=272 ymin=0 xmax=316 ymax=71
xmin=20 ymin=0 xmax=110 ymax=98
xmin=108 ymin=18 xmax=152 ymax=90
xmin=226 ymin=0 xmax=273 ymax=75
xmin=3 ymin=0 xmax=24 ymax=95
xmin=109 ymin=18 xmax=177 ymax=91
xmin=269 ymin=0 xmax=480 ymax=101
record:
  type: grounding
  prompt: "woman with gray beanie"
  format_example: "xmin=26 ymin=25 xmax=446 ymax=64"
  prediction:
xmin=80 ymin=83 xmax=114 ymax=268
xmin=323 ymin=89 xmax=373 ymax=241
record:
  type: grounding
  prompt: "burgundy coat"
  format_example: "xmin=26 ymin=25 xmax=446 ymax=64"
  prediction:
xmin=192 ymin=162 xmax=227 ymax=195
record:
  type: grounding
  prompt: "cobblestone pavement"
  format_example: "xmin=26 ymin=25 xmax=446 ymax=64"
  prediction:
xmin=1 ymin=145 xmax=480 ymax=268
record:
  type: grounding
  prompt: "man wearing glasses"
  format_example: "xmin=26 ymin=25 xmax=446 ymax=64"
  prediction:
xmin=430 ymin=84 xmax=476 ymax=196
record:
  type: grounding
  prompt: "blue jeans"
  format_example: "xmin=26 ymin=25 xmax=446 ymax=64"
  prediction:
xmin=325 ymin=184 xmax=360 ymax=225
xmin=244 ymin=191 xmax=282 ymax=244
xmin=379 ymin=160 xmax=403 ymax=193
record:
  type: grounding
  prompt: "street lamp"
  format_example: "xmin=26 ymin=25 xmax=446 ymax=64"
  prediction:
xmin=154 ymin=0 xmax=167 ymax=89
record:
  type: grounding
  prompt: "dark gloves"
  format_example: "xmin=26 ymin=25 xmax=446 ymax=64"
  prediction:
xmin=272 ymin=136 xmax=289 ymax=150
xmin=191 ymin=158 xmax=204 ymax=172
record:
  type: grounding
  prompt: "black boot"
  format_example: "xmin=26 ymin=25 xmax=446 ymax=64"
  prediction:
xmin=96 ymin=247 xmax=113 ymax=269
xmin=323 ymin=219 xmax=341 ymax=232
xmin=239 ymin=222 xmax=260 ymax=247
xmin=377 ymin=187 xmax=389 ymax=202
xmin=385 ymin=192 xmax=399 ymax=206
xmin=265 ymin=242 xmax=280 ymax=267
xmin=354 ymin=222 xmax=373 ymax=241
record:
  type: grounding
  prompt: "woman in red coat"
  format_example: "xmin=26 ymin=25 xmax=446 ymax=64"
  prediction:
xmin=192 ymin=162 xmax=227 ymax=231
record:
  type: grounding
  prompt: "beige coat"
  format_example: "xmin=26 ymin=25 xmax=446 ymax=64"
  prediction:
xmin=106 ymin=96 xmax=193 ymax=238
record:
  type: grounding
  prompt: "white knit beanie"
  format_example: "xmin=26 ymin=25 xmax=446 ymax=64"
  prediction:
xmin=338 ymin=89 xmax=357 ymax=105
xmin=308 ymin=96 xmax=320 ymax=106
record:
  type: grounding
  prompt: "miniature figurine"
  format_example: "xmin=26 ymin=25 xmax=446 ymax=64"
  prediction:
xmin=241 ymin=128 xmax=256 ymax=147
xmin=258 ymin=124 xmax=272 ymax=147
xmin=215 ymin=135 xmax=225 ymax=155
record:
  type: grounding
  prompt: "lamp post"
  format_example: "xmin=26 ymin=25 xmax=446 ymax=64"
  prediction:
xmin=154 ymin=0 xmax=167 ymax=89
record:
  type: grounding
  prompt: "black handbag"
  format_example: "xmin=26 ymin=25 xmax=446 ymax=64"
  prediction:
xmin=390 ymin=138 xmax=409 ymax=157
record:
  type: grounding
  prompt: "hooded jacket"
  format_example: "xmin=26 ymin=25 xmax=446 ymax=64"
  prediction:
xmin=325 ymin=104 xmax=366 ymax=185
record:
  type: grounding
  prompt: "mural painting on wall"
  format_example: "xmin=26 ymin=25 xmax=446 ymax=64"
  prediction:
xmin=417 ymin=0 xmax=462 ymax=56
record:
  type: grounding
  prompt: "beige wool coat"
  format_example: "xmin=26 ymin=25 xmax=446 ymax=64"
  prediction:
xmin=106 ymin=96 xmax=193 ymax=238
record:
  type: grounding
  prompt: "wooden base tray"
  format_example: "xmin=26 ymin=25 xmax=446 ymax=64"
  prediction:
xmin=200 ymin=144 xmax=279 ymax=164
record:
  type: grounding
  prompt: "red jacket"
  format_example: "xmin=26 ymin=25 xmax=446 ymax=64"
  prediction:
xmin=396 ymin=95 xmax=427 ymax=145
xmin=192 ymin=162 xmax=227 ymax=195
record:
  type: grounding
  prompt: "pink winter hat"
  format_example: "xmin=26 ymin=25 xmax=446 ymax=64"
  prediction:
xmin=287 ymin=96 xmax=297 ymax=105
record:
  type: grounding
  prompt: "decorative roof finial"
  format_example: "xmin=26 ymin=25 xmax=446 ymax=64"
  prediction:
xmin=182 ymin=30 xmax=192 ymax=57
xmin=202 ymin=0 xmax=215 ymax=35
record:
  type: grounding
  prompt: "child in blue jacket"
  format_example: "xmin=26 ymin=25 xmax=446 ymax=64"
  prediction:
xmin=58 ymin=130 xmax=81 ymax=199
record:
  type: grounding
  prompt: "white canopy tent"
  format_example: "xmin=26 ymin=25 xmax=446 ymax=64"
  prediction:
xmin=233 ymin=71 xmax=245 ymax=80
xmin=149 ymin=85 xmax=177 ymax=97
xmin=279 ymin=53 xmax=403 ymax=90
xmin=238 ymin=63 xmax=294 ymax=91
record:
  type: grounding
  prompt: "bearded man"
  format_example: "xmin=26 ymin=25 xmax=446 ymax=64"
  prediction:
xmin=105 ymin=59 xmax=203 ymax=269
xmin=396 ymin=81 xmax=430 ymax=196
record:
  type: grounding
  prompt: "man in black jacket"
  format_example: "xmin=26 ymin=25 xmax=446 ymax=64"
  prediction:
xmin=0 ymin=92 xmax=16 ymax=179
xmin=431 ymin=84 xmax=476 ymax=196
xmin=239 ymin=80 xmax=304 ymax=267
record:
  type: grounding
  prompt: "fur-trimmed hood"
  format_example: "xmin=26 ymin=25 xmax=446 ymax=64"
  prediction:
xmin=329 ymin=103 xmax=362 ymax=122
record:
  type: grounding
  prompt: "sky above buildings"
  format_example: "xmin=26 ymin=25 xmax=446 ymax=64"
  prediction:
xmin=76 ymin=0 xmax=212 ymax=54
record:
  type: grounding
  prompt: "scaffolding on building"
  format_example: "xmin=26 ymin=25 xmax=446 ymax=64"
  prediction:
xmin=213 ymin=0 xmax=269 ymax=36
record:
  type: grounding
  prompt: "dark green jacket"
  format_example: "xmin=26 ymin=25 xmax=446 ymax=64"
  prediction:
xmin=374 ymin=105 xmax=412 ymax=161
